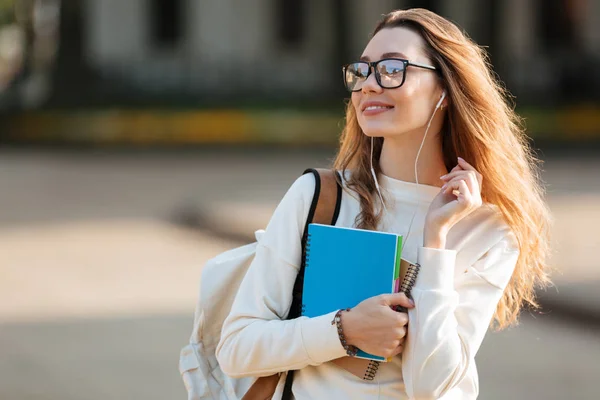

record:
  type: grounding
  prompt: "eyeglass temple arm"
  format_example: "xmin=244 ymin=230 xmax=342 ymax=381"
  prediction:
xmin=407 ymin=61 xmax=437 ymax=71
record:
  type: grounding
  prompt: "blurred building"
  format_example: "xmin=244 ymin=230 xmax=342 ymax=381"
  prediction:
xmin=83 ymin=0 xmax=338 ymax=102
xmin=1 ymin=0 xmax=599 ymax=145
xmin=73 ymin=0 xmax=600 ymax=107
xmin=0 ymin=0 xmax=591 ymax=108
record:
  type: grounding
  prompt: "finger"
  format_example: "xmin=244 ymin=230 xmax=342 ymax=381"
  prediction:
xmin=440 ymin=170 xmax=471 ymax=182
xmin=395 ymin=312 xmax=409 ymax=326
xmin=450 ymin=164 xmax=463 ymax=173
xmin=459 ymin=180 xmax=483 ymax=207
xmin=380 ymin=292 xmax=415 ymax=308
xmin=442 ymin=174 xmax=477 ymax=194
xmin=456 ymin=180 xmax=473 ymax=204
xmin=391 ymin=343 xmax=404 ymax=357
xmin=442 ymin=177 xmax=471 ymax=196
xmin=457 ymin=157 xmax=483 ymax=187
xmin=441 ymin=169 xmax=479 ymax=186
xmin=441 ymin=165 xmax=462 ymax=180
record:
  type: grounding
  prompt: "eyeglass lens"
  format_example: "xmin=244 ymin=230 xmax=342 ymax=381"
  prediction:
xmin=344 ymin=59 xmax=407 ymax=91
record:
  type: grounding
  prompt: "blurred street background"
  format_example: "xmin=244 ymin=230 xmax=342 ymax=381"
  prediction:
xmin=0 ymin=1 xmax=599 ymax=399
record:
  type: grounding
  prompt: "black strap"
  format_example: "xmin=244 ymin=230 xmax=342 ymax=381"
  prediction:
xmin=282 ymin=168 xmax=342 ymax=400
xmin=300 ymin=168 xmax=322 ymax=253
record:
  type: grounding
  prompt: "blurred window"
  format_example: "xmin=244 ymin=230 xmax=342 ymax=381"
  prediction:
xmin=538 ymin=0 xmax=578 ymax=49
xmin=277 ymin=0 xmax=305 ymax=47
xmin=150 ymin=0 xmax=182 ymax=47
xmin=536 ymin=0 xmax=596 ymax=101
xmin=405 ymin=0 xmax=441 ymax=14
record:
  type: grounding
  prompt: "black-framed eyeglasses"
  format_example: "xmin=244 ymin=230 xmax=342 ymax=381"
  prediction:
xmin=342 ymin=58 xmax=437 ymax=92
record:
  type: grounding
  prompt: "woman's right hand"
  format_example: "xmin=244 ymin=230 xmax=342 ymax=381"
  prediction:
xmin=341 ymin=292 xmax=414 ymax=358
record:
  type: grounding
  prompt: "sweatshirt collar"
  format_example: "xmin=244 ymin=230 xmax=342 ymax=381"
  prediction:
xmin=378 ymin=172 xmax=441 ymax=203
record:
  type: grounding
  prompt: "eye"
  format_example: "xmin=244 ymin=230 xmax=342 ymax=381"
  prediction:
xmin=382 ymin=67 xmax=402 ymax=75
xmin=379 ymin=60 xmax=405 ymax=76
xmin=349 ymin=62 xmax=369 ymax=77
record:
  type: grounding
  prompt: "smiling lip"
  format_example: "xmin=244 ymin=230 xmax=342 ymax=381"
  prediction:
xmin=361 ymin=101 xmax=394 ymax=116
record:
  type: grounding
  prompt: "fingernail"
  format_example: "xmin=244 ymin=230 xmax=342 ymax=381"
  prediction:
xmin=441 ymin=184 xmax=447 ymax=190
xmin=458 ymin=157 xmax=464 ymax=161
xmin=440 ymin=174 xmax=447 ymax=179
xmin=409 ymin=299 xmax=415 ymax=306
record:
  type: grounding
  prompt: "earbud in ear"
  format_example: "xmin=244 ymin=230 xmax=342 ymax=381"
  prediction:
xmin=435 ymin=91 xmax=446 ymax=110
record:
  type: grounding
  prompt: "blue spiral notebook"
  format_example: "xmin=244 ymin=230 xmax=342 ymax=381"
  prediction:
xmin=301 ymin=223 xmax=403 ymax=362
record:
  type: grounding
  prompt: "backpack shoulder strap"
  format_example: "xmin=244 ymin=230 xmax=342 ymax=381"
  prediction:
xmin=281 ymin=168 xmax=343 ymax=400
xmin=300 ymin=168 xmax=343 ymax=250
xmin=289 ymin=167 xmax=343 ymax=321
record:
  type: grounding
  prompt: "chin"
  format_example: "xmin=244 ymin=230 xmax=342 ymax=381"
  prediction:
xmin=360 ymin=124 xmax=396 ymax=138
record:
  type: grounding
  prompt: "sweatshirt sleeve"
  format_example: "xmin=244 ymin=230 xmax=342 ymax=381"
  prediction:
xmin=215 ymin=173 xmax=347 ymax=378
xmin=401 ymin=232 xmax=520 ymax=399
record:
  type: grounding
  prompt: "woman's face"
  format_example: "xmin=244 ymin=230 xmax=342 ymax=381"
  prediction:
xmin=351 ymin=27 xmax=444 ymax=139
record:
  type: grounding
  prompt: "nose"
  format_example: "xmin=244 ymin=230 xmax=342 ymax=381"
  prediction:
xmin=361 ymin=67 xmax=382 ymax=94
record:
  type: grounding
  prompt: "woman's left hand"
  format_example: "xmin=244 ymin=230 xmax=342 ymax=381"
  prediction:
xmin=424 ymin=157 xmax=483 ymax=248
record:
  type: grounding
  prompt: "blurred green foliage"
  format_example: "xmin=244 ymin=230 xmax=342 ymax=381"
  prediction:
xmin=0 ymin=0 xmax=15 ymax=26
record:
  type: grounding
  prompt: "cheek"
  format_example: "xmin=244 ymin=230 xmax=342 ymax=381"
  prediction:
xmin=389 ymin=82 xmax=432 ymax=125
xmin=389 ymin=81 xmax=418 ymax=106
xmin=388 ymin=89 xmax=411 ymax=110
xmin=386 ymin=87 xmax=417 ymax=124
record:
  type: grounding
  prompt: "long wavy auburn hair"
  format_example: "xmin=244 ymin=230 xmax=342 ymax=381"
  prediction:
xmin=333 ymin=8 xmax=553 ymax=330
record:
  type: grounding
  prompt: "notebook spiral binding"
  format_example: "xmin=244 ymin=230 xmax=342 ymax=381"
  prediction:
xmin=300 ymin=233 xmax=312 ymax=317
xmin=304 ymin=234 xmax=312 ymax=267
xmin=394 ymin=262 xmax=420 ymax=313
xmin=366 ymin=262 xmax=421 ymax=380
xmin=364 ymin=360 xmax=380 ymax=381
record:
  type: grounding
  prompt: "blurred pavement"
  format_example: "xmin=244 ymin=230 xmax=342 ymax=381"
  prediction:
xmin=0 ymin=147 xmax=598 ymax=399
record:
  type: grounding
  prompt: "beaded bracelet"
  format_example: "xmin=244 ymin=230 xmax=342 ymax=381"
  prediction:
xmin=331 ymin=308 xmax=358 ymax=357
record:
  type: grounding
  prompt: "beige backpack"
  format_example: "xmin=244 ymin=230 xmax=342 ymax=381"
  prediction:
xmin=179 ymin=168 xmax=342 ymax=400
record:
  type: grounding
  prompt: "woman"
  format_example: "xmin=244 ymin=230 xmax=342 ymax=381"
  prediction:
xmin=216 ymin=8 xmax=552 ymax=399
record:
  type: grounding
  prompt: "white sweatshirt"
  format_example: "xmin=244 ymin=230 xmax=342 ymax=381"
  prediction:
xmin=216 ymin=171 xmax=520 ymax=399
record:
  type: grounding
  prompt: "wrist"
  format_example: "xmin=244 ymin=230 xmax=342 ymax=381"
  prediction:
xmin=423 ymin=222 xmax=448 ymax=249
xmin=332 ymin=309 xmax=358 ymax=357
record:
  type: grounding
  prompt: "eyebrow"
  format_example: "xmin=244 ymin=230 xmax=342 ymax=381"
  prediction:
xmin=360 ymin=52 xmax=409 ymax=62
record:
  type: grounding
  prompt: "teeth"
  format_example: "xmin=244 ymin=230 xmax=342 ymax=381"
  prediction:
xmin=365 ymin=106 xmax=392 ymax=111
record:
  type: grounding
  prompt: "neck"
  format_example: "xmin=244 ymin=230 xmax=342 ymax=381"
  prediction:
xmin=378 ymin=128 xmax=448 ymax=188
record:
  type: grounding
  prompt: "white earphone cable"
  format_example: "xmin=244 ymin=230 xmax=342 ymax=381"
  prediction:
xmin=370 ymin=136 xmax=388 ymax=215
xmin=370 ymin=91 xmax=446 ymax=256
